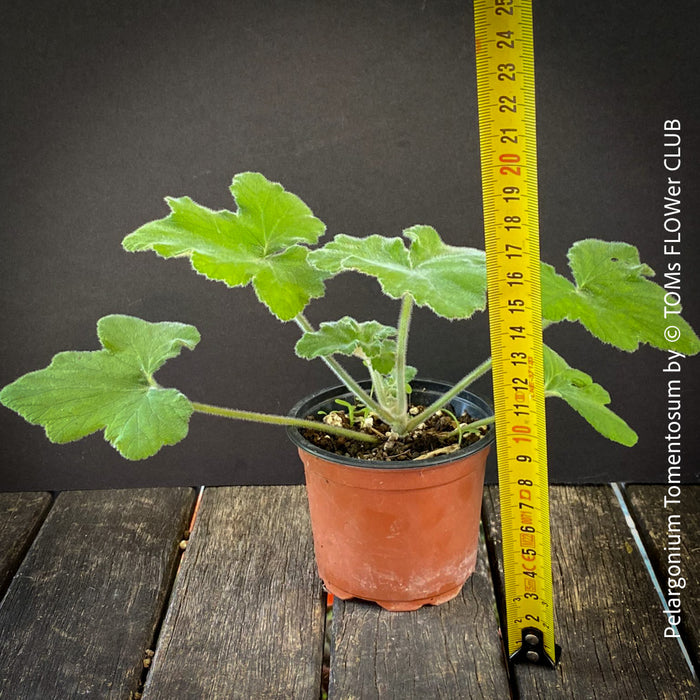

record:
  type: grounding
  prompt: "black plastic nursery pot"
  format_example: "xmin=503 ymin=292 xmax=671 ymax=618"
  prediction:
xmin=287 ymin=380 xmax=495 ymax=611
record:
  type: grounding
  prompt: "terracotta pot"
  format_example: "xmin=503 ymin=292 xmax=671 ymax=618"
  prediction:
xmin=287 ymin=380 xmax=494 ymax=611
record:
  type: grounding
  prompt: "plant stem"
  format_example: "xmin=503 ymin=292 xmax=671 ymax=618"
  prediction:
xmin=191 ymin=401 xmax=380 ymax=444
xmin=393 ymin=295 xmax=414 ymax=429
xmin=404 ymin=357 xmax=493 ymax=433
xmin=445 ymin=415 xmax=495 ymax=438
xmin=294 ymin=313 xmax=395 ymax=424
xmin=368 ymin=366 xmax=391 ymax=409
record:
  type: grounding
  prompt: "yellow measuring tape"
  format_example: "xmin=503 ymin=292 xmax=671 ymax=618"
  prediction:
xmin=474 ymin=0 xmax=559 ymax=666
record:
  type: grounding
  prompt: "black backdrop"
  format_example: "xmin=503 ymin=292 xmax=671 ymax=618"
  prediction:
xmin=1 ymin=0 xmax=698 ymax=490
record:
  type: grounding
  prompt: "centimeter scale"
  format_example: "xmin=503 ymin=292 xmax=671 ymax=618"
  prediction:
xmin=474 ymin=0 xmax=561 ymax=667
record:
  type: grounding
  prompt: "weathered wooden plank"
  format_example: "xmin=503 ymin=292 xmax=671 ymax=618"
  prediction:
xmin=0 ymin=492 xmax=52 ymax=596
xmin=483 ymin=485 xmax=698 ymax=699
xmin=142 ymin=486 xmax=326 ymax=700
xmin=328 ymin=527 xmax=510 ymax=699
xmin=0 ymin=487 xmax=195 ymax=699
xmin=625 ymin=484 xmax=699 ymax=668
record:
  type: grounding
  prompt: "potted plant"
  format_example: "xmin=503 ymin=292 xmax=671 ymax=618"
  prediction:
xmin=2 ymin=172 xmax=698 ymax=610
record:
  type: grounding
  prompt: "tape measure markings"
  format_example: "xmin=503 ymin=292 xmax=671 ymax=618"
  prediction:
xmin=473 ymin=0 xmax=558 ymax=666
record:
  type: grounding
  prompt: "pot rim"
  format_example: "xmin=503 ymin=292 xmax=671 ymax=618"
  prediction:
xmin=286 ymin=378 xmax=495 ymax=471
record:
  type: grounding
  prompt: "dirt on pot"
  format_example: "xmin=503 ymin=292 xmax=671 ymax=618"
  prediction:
xmin=300 ymin=403 xmax=489 ymax=462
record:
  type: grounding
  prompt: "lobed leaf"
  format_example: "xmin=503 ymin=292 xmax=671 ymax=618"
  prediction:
xmin=295 ymin=316 xmax=398 ymax=374
xmin=541 ymin=239 xmax=700 ymax=354
xmin=543 ymin=345 xmax=637 ymax=446
xmin=122 ymin=172 xmax=328 ymax=321
xmin=0 ymin=315 xmax=200 ymax=460
xmin=308 ymin=225 xmax=486 ymax=319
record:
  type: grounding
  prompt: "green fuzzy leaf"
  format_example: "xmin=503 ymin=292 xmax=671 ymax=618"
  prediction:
xmin=541 ymin=239 xmax=700 ymax=354
xmin=295 ymin=317 xmax=398 ymax=374
xmin=122 ymin=172 xmax=328 ymax=321
xmin=308 ymin=225 xmax=486 ymax=319
xmin=0 ymin=315 xmax=200 ymax=460
xmin=543 ymin=345 xmax=638 ymax=446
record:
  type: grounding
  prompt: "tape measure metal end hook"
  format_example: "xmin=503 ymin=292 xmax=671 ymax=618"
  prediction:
xmin=510 ymin=627 xmax=562 ymax=668
xmin=473 ymin=0 xmax=561 ymax=669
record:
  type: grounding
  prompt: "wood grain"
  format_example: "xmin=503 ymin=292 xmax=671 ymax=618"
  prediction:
xmin=1 ymin=483 xmax=697 ymax=698
xmin=0 ymin=492 xmax=52 ymax=596
xmin=0 ymin=487 xmax=195 ymax=699
xmin=483 ymin=485 xmax=698 ymax=699
xmin=141 ymin=486 xmax=326 ymax=700
xmin=328 ymin=526 xmax=510 ymax=699
xmin=625 ymin=484 xmax=699 ymax=669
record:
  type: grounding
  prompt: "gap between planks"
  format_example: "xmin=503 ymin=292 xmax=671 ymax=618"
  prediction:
xmin=140 ymin=486 xmax=327 ymax=700
xmin=0 ymin=488 xmax=197 ymax=700
xmin=482 ymin=483 xmax=698 ymax=699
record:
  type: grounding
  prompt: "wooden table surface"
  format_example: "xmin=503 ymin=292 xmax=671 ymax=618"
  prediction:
xmin=0 ymin=484 xmax=697 ymax=699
